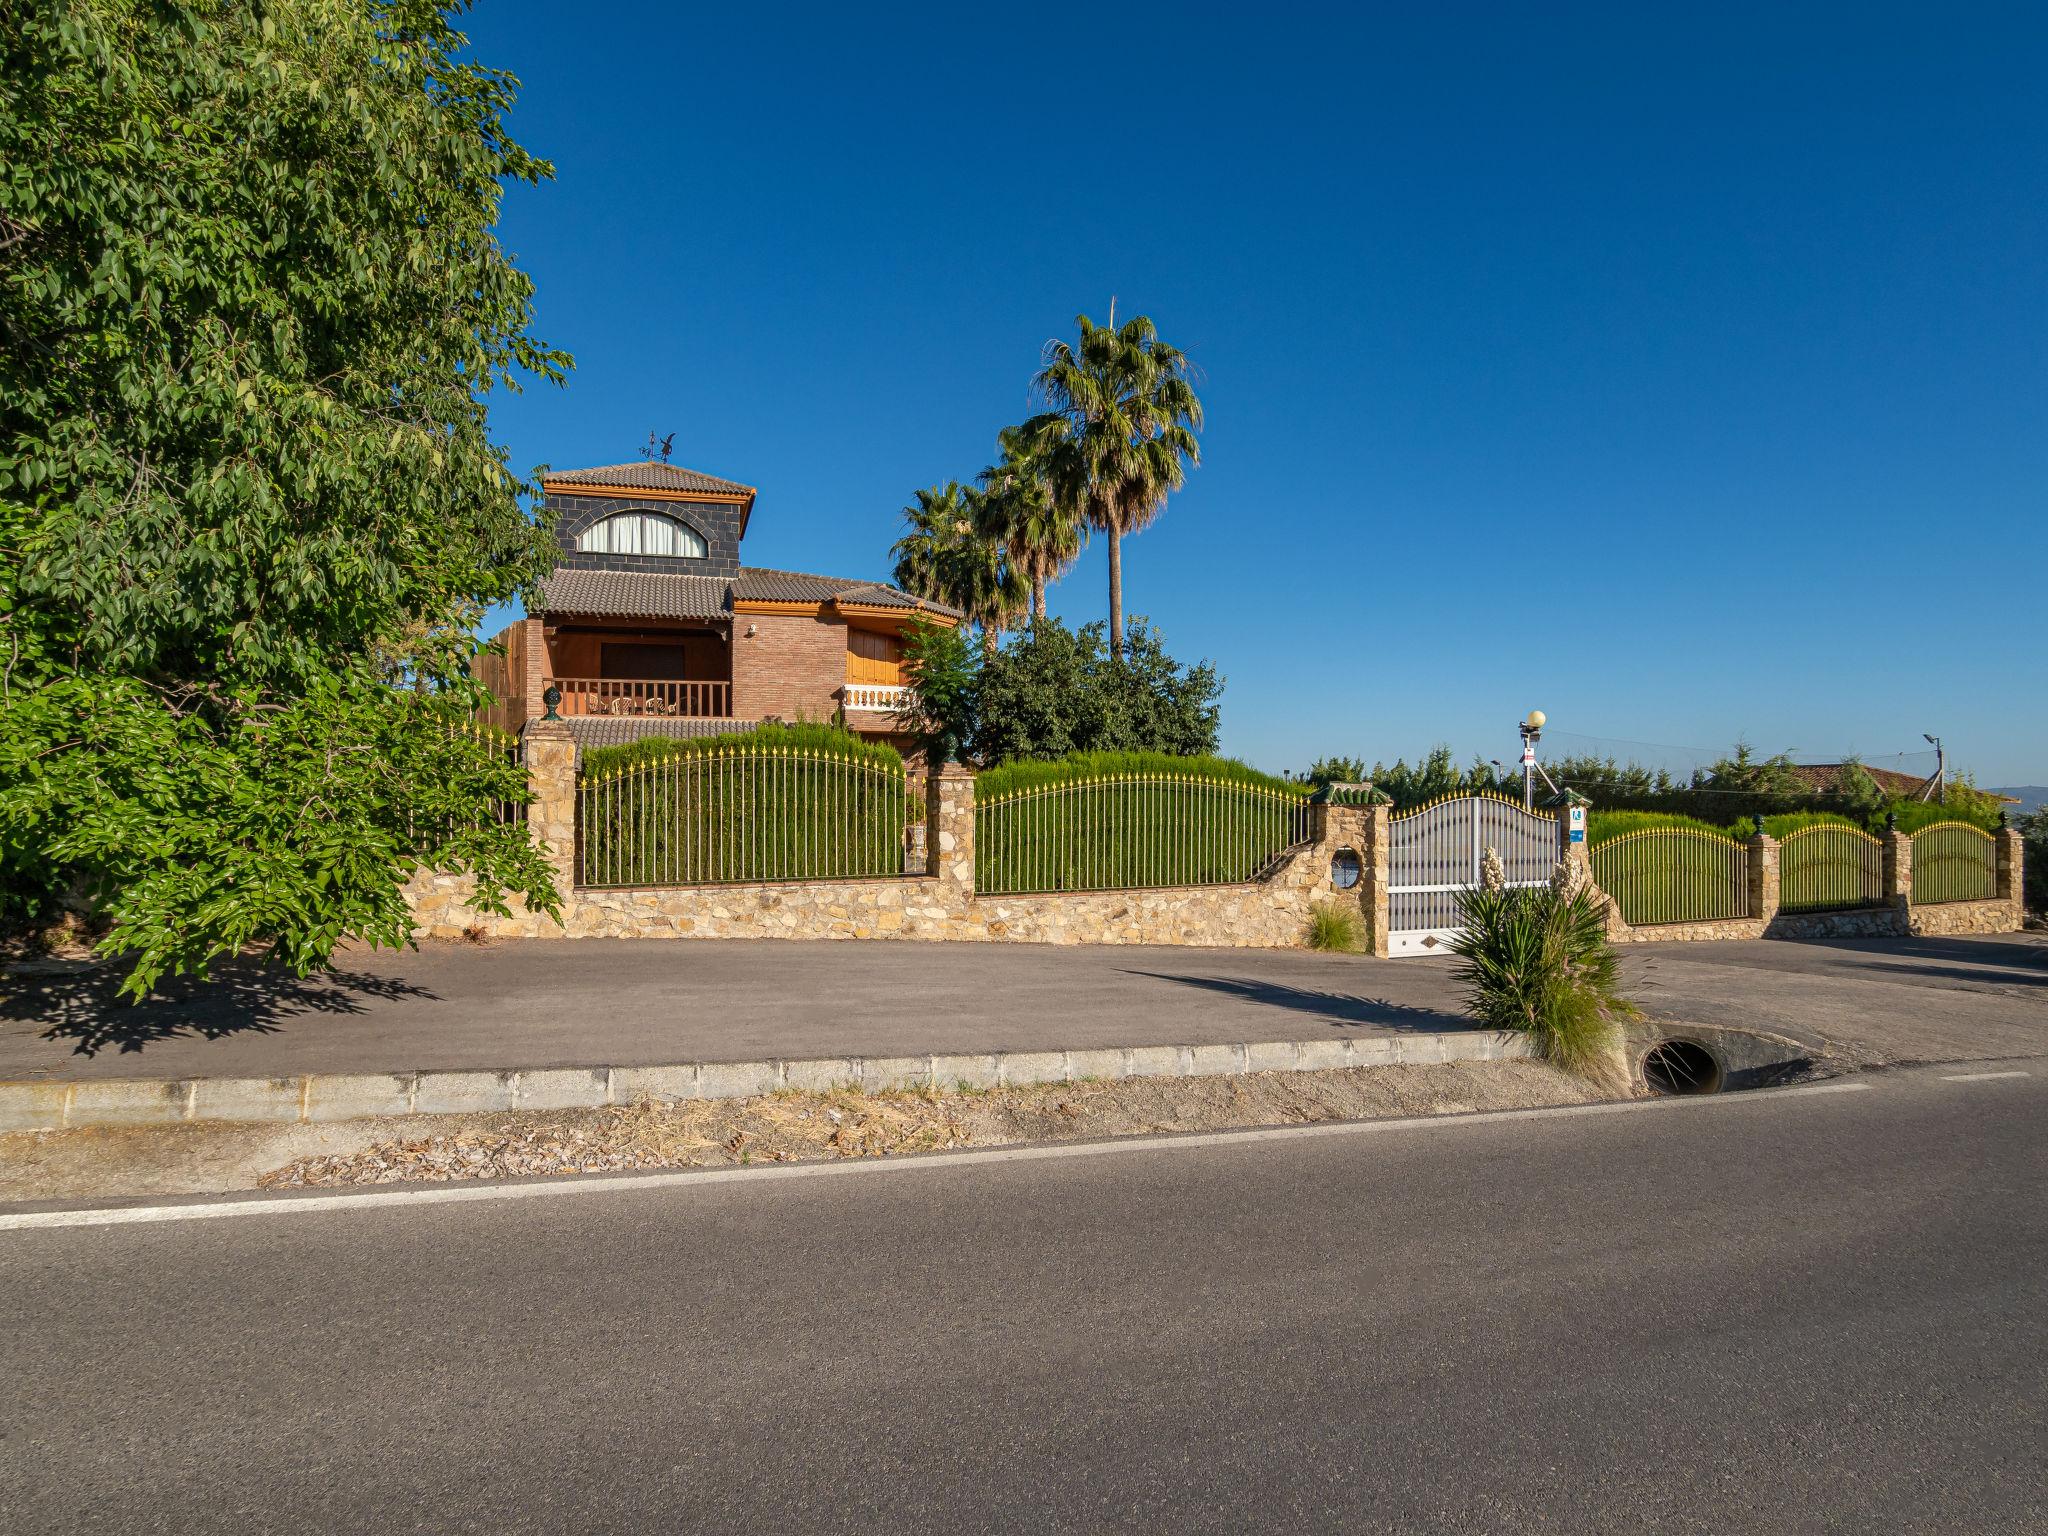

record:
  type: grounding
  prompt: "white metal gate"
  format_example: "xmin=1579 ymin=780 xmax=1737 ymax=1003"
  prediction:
xmin=1387 ymin=794 xmax=1561 ymax=956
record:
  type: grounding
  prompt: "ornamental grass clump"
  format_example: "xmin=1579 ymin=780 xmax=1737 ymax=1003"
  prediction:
xmin=1304 ymin=901 xmax=1364 ymax=953
xmin=1448 ymin=879 xmax=1633 ymax=1080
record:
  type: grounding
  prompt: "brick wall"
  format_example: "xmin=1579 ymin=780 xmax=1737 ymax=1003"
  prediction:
xmin=731 ymin=610 xmax=848 ymax=721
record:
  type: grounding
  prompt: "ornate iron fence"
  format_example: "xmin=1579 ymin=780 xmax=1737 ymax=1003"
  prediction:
xmin=576 ymin=745 xmax=913 ymax=887
xmin=1778 ymin=824 xmax=1884 ymax=913
xmin=974 ymin=773 xmax=1313 ymax=896
xmin=1591 ymin=828 xmax=1750 ymax=926
xmin=1909 ymin=821 xmax=1996 ymax=904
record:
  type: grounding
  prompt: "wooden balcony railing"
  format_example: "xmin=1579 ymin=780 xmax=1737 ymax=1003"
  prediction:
xmin=545 ymin=677 xmax=731 ymax=718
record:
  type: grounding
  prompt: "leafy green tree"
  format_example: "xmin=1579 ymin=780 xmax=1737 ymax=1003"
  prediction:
xmin=0 ymin=0 xmax=566 ymax=991
xmin=974 ymin=424 xmax=1083 ymax=622
xmin=895 ymin=618 xmax=978 ymax=766
xmin=890 ymin=482 xmax=1027 ymax=656
xmin=1027 ymin=311 xmax=1202 ymax=656
xmin=969 ymin=616 xmax=1219 ymax=764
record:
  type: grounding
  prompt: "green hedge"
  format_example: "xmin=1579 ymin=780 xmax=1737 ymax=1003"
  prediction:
xmin=578 ymin=726 xmax=911 ymax=887
xmin=1589 ymin=803 xmax=1995 ymax=847
xmin=975 ymin=751 xmax=1302 ymax=803
xmin=581 ymin=721 xmax=901 ymax=779
xmin=975 ymin=752 xmax=1310 ymax=895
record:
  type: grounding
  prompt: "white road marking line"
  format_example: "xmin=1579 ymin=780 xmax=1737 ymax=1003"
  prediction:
xmin=0 ymin=1079 xmax=1873 ymax=1233
xmin=1938 ymin=1070 xmax=2032 ymax=1082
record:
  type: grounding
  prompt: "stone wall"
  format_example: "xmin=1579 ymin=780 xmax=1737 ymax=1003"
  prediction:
xmin=408 ymin=742 xmax=2023 ymax=952
xmin=1597 ymin=824 xmax=2023 ymax=944
xmin=407 ymin=738 xmax=1371 ymax=949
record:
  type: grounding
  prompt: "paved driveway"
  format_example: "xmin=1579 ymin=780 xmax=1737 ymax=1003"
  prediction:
xmin=0 ymin=931 xmax=2041 ymax=1081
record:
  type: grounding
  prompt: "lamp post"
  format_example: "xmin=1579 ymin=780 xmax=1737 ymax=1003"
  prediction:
xmin=1922 ymin=733 xmax=1944 ymax=803
xmin=1519 ymin=709 xmax=1546 ymax=812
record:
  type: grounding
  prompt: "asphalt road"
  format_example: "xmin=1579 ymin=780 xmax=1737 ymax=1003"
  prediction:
xmin=3 ymin=1061 xmax=2043 ymax=1532
xmin=3 ymin=930 xmax=2042 ymax=1078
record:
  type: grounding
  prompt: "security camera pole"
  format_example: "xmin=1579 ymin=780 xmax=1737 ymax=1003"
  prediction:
xmin=1922 ymin=733 xmax=1945 ymax=802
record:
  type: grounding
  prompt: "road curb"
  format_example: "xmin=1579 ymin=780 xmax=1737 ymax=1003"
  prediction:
xmin=0 ymin=1030 xmax=1535 ymax=1132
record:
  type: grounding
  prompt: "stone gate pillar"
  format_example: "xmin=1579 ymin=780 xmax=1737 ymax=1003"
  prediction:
xmin=523 ymin=717 xmax=578 ymax=896
xmin=1746 ymin=818 xmax=1780 ymax=925
xmin=1882 ymin=817 xmax=1913 ymax=913
xmin=1362 ymin=800 xmax=1392 ymax=958
xmin=927 ymin=761 xmax=976 ymax=904
xmin=1996 ymin=821 xmax=2025 ymax=914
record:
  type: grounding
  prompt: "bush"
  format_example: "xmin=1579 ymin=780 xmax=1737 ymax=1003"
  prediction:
xmin=969 ymin=617 xmax=1220 ymax=764
xmin=975 ymin=750 xmax=1299 ymax=802
xmin=577 ymin=723 xmax=911 ymax=887
xmin=973 ymin=752 xmax=1309 ymax=895
xmin=2021 ymin=808 xmax=2048 ymax=914
xmin=581 ymin=721 xmax=900 ymax=779
xmin=1304 ymin=902 xmax=1363 ymax=953
xmin=1449 ymin=883 xmax=1632 ymax=1077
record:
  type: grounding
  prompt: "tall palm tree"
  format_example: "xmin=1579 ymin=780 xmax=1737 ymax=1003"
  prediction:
xmin=973 ymin=423 xmax=1084 ymax=622
xmin=1028 ymin=310 xmax=1202 ymax=657
xmin=890 ymin=482 xmax=1028 ymax=657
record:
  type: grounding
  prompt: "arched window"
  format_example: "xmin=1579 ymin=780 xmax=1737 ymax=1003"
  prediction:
xmin=580 ymin=511 xmax=708 ymax=559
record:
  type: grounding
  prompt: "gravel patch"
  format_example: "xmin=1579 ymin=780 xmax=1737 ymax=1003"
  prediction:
xmin=0 ymin=1059 xmax=1597 ymax=1202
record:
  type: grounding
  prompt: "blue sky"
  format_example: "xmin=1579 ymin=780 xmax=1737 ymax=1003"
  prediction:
xmin=464 ymin=2 xmax=2046 ymax=786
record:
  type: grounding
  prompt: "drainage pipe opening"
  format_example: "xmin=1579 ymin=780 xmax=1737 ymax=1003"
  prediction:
xmin=1643 ymin=1039 xmax=1724 ymax=1096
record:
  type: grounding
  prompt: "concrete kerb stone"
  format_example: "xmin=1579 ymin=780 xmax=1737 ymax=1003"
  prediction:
xmin=781 ymin=1057 xmax=860 ymax=1095
xmin=698 ymin=1060 xmax=783 ymax=1101
xmin=190 ymin=1076 xmax=305 ymax=1126
xmin=0 ymin=1081 xmax=74 ymax=1133
xmin=610 ymin=1064 xmax=701 ymax=1106
xmin=511 ymin=1068 xmax=613 ymax=1112
xmin=930 ymin=1053 xmax=1003 ymax=1092
xmin=410 ymin=1071 xmax=517 ymax=1117
xmin=996 ymin=1051 xmax=1069 ymax=1088
xmin=860 ymin=1056 xmax=936 ymax=1093
xmin=4 ymin=1031 xmax=1534 ymax=1132
xmin=66 ymin=1078 xmax=195 ymax=1127
xmin=303 ymin=1073 xmax=417 ymax=1123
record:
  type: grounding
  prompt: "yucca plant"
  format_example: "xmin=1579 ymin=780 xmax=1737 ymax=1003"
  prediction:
xmin=1448 ymin=883 xmax=1632 ymax=1078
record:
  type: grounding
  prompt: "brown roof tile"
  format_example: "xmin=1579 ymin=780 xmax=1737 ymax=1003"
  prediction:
xmin=544 ymin=461 xmax=757 ymax=497
xmin=1784 ymin=762 xmax=1936 ymax=798
xmin=534 ymin=565 xmax=960 ymax=622
xmin=534 ymin=568 xmax=731 ymax=621
xmin=734 ymin=566 xmax=961 ymax=618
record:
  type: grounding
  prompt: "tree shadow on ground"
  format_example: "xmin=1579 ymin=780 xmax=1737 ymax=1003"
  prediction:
xmin=0 ymin=960 xmax=439 ymax=1058
xmin=1124 ymin=972 xmax=1473 ymax=1033
xmin=1751 ymin=934 xmax=2047 ymax=970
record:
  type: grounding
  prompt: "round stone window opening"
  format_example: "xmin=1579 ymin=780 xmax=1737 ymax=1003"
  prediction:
xmin=1330 ymin=848 xmax=1362 ymax=890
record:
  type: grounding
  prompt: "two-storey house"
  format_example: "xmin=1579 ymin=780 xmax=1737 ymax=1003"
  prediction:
xmin=478 ymin=460 xmax=959 ymax=751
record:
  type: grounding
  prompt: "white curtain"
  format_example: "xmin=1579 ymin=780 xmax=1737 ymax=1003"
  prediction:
xmin=583 ymin=513 xmax=706 ymax=558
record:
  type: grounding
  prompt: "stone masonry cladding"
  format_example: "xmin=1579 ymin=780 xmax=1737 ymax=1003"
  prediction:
xmin=407 ymin=730 xmax=2024 ymax=951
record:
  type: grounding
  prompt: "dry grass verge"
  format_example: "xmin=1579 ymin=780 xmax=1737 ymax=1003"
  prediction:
xmin=0 ymin=1061 xmax=1600 ymax=1202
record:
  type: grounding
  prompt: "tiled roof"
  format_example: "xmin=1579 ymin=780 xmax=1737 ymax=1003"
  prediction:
xmin=534 ymin=565 xmax=961 ymax=622
xmin=1784 ymin=763 xmax=1935 ymax=798
xmin=1782 ymin=762 xmax=2021 ymax=805
xmin=734 ymin=566 xmax=962 ymax=618
xmin=534 ymin=568 xmax=731 ymax=620
xmin=543 ymin=461 xmax=757 ymax=498
xmin=561 ymin=716 xmax=763 ymax=752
